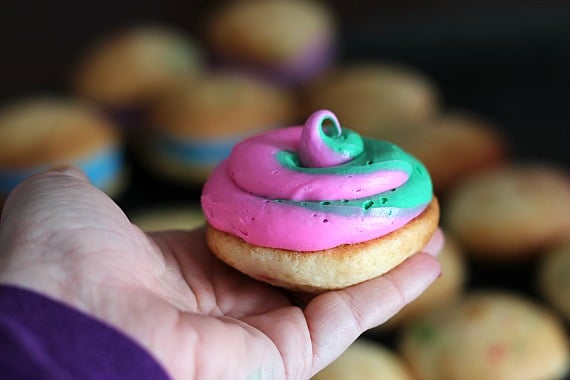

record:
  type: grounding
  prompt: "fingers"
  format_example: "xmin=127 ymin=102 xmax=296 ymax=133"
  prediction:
xmin=289 ymin=228 xmax=445 ymax=308
xmin=304 ymin=252 xmax=441 ymax=376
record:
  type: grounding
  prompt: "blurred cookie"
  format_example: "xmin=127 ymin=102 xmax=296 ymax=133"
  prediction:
xmin=204 ymin=0 xmax=336 ymax=85
xmin=399 ymin=291 xmax=570 ymax=380
xmin=378 ymin=112 xmax=507 ymax=192
xmin=537 ymin=239 xmax=570 ymax=322
xmin=139 ymin=73 xmax=294 ymax=184
xmin=375 ymin=233 xmax=466 ymax=331
xmin=302 ymin=63 xmax=439 ymax=134
xmin=445 ymin=163 xmax=570 ymax=260
xmin=71 ymin=25 xmax=203 ymax=128
xmin=130 ymin=205 xmax=204 ymax=232
xmin=313 ymin=339 xmax=413 ymax=380
xmin=0 ymin=98 xmax=125 ymax=199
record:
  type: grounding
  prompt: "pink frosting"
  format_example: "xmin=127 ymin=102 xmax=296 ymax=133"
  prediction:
xmin=201 ymin=120 xmax=426 ymax=251
xmin=228 ymin=127 xmax=408 ymax=201
xmin=298 ymin=110 xmax=351 ymax=168
xmin=202 ymin=159 xmax=424 ymax=251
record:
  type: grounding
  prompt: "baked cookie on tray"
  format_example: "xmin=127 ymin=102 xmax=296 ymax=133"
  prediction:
xmin=444 ymin=163 xmax=570 ymax=260
xmin=377 ymin=112 xmax=508 ymax=193
xmin=204 ymin=0 xmax=337 ymax=85
xmin=0 ymin=97 xmax=126 ymax=201
xmin=399 ymin=291 xmax=570 ymax=380
xmin=130 ymin=205 xmax=205 ymax=232
xmin=71 ymin=25 xmax=203 ymax=129
xmin=140 ymin=72 xmax=294 ymax=185
xmin=302 ymin=63 xmax=440 ymax=135
xmin=313 ymin=339 xmax=413 ymax=380
xmin=537 ymin=239 xmax=570 ymax=322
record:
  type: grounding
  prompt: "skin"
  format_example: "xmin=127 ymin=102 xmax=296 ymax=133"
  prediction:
xmin=0 ymin=167 xmax=443 ymax=380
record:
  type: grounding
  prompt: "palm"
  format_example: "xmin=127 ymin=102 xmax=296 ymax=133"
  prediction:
xmin=0 ymin=169 xmax=442 ymax=380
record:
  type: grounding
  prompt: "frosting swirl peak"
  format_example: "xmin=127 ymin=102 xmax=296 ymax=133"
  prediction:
xmin=299 ymin=110 xmax=363 ymax=168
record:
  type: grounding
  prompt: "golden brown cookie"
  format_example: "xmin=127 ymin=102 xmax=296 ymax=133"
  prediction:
xmin=444 ymin=163 xmax=570 ymax=259
xmin=204 ymin=0 xmax=336 ymax=84
xmin=399 ymin=292 xmax=570 ymax=380
xmin=130 ymin=205 xmax=205 ymax=232
xmin=537 ymin=239 xmax=570 ymax=322
xmin=0 ymin=98 xmax=125 ymax=198
xmin=313 ymin=339 xmax=413 ymax=380
xmin=302 ymin=63 xmax=439 ymax=134
xmin=72 ymin=25 xmax=203 ymax=108
xmin=206 ymin=197 xmax=439 ymax=292
xmin=378 ymin=112 xmax=507 ymax=192
xmin=139 ymin=73 xmax=295 ymax=184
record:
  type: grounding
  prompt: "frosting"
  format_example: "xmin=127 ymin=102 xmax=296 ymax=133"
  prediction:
xmin=298 ymin=110 xmax=362 ymax=168
xmin=0 ymin=146 xmax=123 ymax=196
xmin=201 ymin=110 xmax=433 ymax=251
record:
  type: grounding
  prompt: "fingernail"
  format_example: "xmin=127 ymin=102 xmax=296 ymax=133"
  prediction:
xmin=51 ymin=165 xmax=89 ymax=181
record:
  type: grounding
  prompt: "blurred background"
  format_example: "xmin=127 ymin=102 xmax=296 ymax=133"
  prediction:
xmin=0 ymin=0 xmax=568 ymax=164
xmin=1 ymin=1 xmax=569 ymax=378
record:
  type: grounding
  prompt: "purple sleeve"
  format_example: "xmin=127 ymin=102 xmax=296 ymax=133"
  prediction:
xmin=0 ymin=285 xmax=171 ymax=380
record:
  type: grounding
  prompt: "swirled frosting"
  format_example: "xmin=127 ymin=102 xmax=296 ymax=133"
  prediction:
xmin=201 ymin=110 xmax=433 ymax=251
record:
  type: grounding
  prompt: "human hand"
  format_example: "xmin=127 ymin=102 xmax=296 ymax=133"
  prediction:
xmin=0 ymin=168 xmax=442 ymax=380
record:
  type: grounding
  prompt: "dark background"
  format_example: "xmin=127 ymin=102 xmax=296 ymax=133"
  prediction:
xmin=1 ymin=0 xmax=569 ymax=375
xmin=0 ymin=0 xmax=569 ymax=166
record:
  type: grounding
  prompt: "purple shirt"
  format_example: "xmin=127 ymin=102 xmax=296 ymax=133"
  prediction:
xmin=0 ymin=285 xmax=170 ymax=380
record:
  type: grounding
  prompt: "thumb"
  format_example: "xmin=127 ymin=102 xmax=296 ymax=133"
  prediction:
xmin=0 ymin=166 xmax=129 ymax=239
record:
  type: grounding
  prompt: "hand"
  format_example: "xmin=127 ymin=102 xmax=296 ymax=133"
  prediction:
xmin=0 ymin=168 xmax=443 ymax=380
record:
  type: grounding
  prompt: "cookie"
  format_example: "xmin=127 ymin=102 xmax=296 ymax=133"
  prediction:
xmin=399 ymin=291 xmax=570 ymax=380
xmin=537 ymin=239 xmax=570 ymax=322
xmin=444 ymin=163 xmax=570 ymax=259
xmin=302 ymin=63 xmax=439 ymax=135
xmin=204 ymin=0 xmax=336 ymax=85
xmin=140 ymin=72 xmax=295 ymax=184
xmin=202 ymin=110 xmax=439 ymax=291
xmin=313 ymin=339 xmax=413 ymax=380
xmin=130 ymin=205 xmax=205 ymax=232
xmin=378 ymin=112 xmax=507 ymax=192
xmin=71 ymin=25 xmax=203 ymax=128
xmin=0 ymin=98 xmax=125 ymax=199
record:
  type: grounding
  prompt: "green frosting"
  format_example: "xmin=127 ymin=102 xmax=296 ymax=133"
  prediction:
xmin=274 ymin=131 xmax=432 ymax=215
xmin=320 ymin=124 xmax=364 ymax=158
